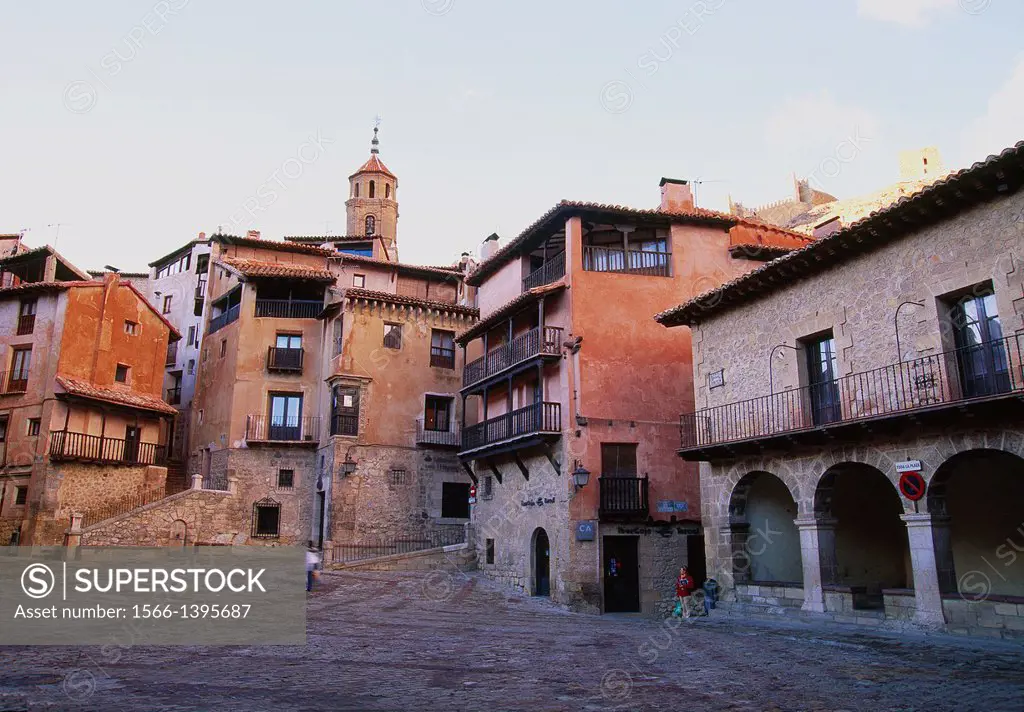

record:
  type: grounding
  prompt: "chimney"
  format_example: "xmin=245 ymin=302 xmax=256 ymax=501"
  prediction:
xmin=247 ymin=230 xmax=261 ymax=240
xmin=659 ymin=178 xmax=694 ymax=212
xmin=480 ymin=233 xmax=500 ymax=261
xmin=198 ymin=231 xmax=206 ymax=241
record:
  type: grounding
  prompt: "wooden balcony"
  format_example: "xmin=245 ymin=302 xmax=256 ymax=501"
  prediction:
xmin=245 ymin=415 xmax=320 ymax=443
xmin=330 ymin=413 xmax=358 ymax=437
xmin=416 ymin=418 xmax=460 ymax=448
xmin=680 ymin=334 xmax=1024 ymax=460
xmin=599 ymin=476 xmax=649 ymax=519
xmin=463 ymin=326 xmax=562 ymax=391
xmin=267 ymin=347 xmax=304 ymax=373
xmin=430 ymin=346 xmax=456 ymax=370
xmin=254 ymin=299 xmax=323 ymax=319
xmin=460 ymin=401 xmax=560 ymax=457
xmin=49 ymin=430 xmax=167 ymax=466
xmin=522 ymin=251 xmax=566 ymax=292
xmin=583 ymin=245 xmax=670 ymax=277
xmin=0 ymin=371 xmax=28 ymax=395
xmin=208 ymin=304 xmax=240 ymax=334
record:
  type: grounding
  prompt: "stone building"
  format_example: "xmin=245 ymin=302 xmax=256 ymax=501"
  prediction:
xmin=0 ymin=245 xmax=179 ymax=545
xmin=656 ymin=140 xmax=1024 ymax=639
xmin=460 ymin=181 xmax=813 ymax=615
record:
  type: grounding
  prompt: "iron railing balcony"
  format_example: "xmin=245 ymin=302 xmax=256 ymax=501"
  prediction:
xmin=165 ymin=387 xmax=182 ymax=405
xmin=208 ymin=304 xmax=240 ymax=334
xmin=330 ymin=413 xmax=358 ymax=437
xmin=583 ymin=245 xmax=671 ymax=277
xmin=0 ymin=371 xmax=28 ymax=395
xmin=523 ymin=251 xmax=566 ymax=292
xmin=430 ymin=346 xmax=456 ymax=370
xmin=416 ymin=418 xmax=460 ymax=448
xmin=462 ymin=326 xmax=563 ymax=390
xmin=267 ymin=347 xmax=304 ymax=373
xmin=460 ymin=401 xmax=561 ymax=454
xmin=49 ymin=430 xmax=167 ymax=466
xmin=599 ymin=476 xmax=650 ymax=518
xmin=16 ymin=314 xmax=35 ymax=335
xmin=254 ymin=299 xmax=323 ymax=319
xmin=245 ymin=415 xmax=319 ymax=443
xmin=680 ymin=333 xmax=1024 ymax=457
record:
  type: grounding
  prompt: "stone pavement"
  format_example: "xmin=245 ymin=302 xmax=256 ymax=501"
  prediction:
xmin=1 ymin=570 xmax=1022 ymax=711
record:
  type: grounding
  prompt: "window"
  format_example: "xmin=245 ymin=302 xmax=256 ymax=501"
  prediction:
xmin=331 ymin=386 xmax=359 ymax=436
xmin=385 ymin=183 xmax=391 ymax=200
xmin=430 ymin=330 xmax=455 ymax=369
xmin=354 ymin=182 xmax=360 ymax=198
xmin=276 ymin=333 xmax=302 ymax=349
xmin=220 ymin=340 xmax=227 ymax=357
xmin=369 ymin=180 xmax=376 ymax=199
xmin=485 ymin=538 xmax=495 ymax=565
xmin=949 ymin=290 xmax=1009 ymax=398
xmin=196 ymin=253 xmax=209 ymax=274
xmin=423 ymin=395 xmax=452 ymax=432
xmin=162 ymin=295 xmax=173 ymax=314
xmin=277 ymin=469 xmax=294 ymax=489
xmin=251 ymin=498 xmax=281 ymax=538
xmin=17 ymin=299 xmax=36 ymax=335
xmin=198 ymin=409 xmax=204 ymax=424
xmin=389 ymin=469 xmax=407 ymax=486
xmin=441 ymin=482 xmax=471 ymax=519
xmin=332 ymin=317 xmax=344 ymax=357
xmin=124 ymin=320 xmax=139 ymax=336
xmin=187 ymin=325 xmax=196 ymax=346
xmin=365 ymin=215 xmax=376 ymax=236
xmin=27 ymin=418 xmax=40 ymax=437
xmin=804 ymin=333 xmax=841 ymax=426
xmin=383 ymin=323 xmax=402 ymax=350
xmin=193 ymin=299 xmax=203 ymax=317
xmin=9 ymin=347 xmax=31 ymax=391
xmin=353 ymin=274 xmax=366 ymax=288
xmin=482 ymin=475 xmax=493 ymax=500
xmin=601 ymin=443 xmax=638 ymax=477
xmin=268 ymin=393 xmax=303 ymax=439
xmin=0 ymin=416 xmax=7 ymax=442
xmin=337 ymin=242 xmax=373 ymax=257
xmin=187 ymin=359 xmax=195 ymax=375
xmin=115 ymin=364 xmax=130 ymax=383
xmin=14 ymin=486 xmax=27 ymax=506
xmin=155 ymin=252 xmax=191 ymax=279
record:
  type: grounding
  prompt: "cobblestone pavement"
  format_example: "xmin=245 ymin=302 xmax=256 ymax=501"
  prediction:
xmin=2 ymin=570 xmax=1023 ymax=711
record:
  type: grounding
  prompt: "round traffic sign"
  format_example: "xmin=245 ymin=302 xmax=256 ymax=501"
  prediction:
xmin=899 ymin=471 xmax=926 ymax=501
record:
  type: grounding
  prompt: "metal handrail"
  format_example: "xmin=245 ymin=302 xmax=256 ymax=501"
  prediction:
xmin=523 ymin=251 xmax=566 ymax=291
xmin=267 ymin=347 xmax=304 ymax=372
xmin=245 ymin=415 xmax=320 ymax=442
xmin=461 ymin=401 xmax=561 ymax=451
xmin=254 ymin=299 xmax=323 ymax=319
xmin=583 ymin=245 xmax=670 ymax=276
xmin=463 ymin=326 xmax=562 ymax=388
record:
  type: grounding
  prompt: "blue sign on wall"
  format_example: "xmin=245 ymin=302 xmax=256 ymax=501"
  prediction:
xmin=656 ymin=500 xmax=689 ymax=514
xmin=576 ymin=520 xmax=596 ymax=541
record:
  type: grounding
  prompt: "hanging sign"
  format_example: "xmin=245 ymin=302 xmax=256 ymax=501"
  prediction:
xmin=895 ymin=460 xmax=922 ymax=473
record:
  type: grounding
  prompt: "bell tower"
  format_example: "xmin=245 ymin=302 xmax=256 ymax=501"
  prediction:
xmin=346 ymin=125 xmax=399 ymax=261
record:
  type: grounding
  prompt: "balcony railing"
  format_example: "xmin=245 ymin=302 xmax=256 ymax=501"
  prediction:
xmin=461 ymin=401 xmax=561 ymax=452
xmin=583 ymin=245 xmax=671 ymax=277
xmin=245 ymin=415 xmax=320 ymax=442
xmin=681 ymin=334 xmax=1024 ymax=453
xmin=416 ymin=418 xmax=460 ymax=448
xmin=523 ymin=251 xmax=566 ymax=292
xmin=267 ymin=347 xmax=304 ymax=373
xmin=208 ymin=304 xmax=240 ymax=334
xmin=165 ymin=341 xmax=178 ymax=366
xmin=599 ymin=476 xmax=649 ymax=517
xmin=330 ymin=413 xmax=358 ymax=437
xmin=165 ymin=387 xmax=181 ymax=405
xmin=49 ymin=430 xmax=167 ymax=466
xmin=254 ymin=299 xmax=323 ymax=319
xmin=195 ymin=278 xmax=207 ymax=300
xmin=430 ymin=346 xmax=456 ymax=369
xmin=0 ymin=371 xmax=28 ymax=394
xmin=463 ymin=326 xmax=563 ymax=389
xmin=16 ymin=314 xmax=35 ymax=335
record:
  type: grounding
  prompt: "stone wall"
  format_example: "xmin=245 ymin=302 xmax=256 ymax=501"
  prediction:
xmin=330 ymin=543 xmax=476 ymax=573
xmin=80 ymin=488 xmax=238 ymax=546
xmin=223 ymin=447 xmax=317 ymax=546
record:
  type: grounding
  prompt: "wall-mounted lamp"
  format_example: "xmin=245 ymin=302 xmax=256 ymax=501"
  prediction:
xmin=768 ymin=343 xmax=801 ymax=395
xmin=571 ymin=462 xmax=591 ymax=489
xmin=339 ymin=447 xmax=358 ymax=477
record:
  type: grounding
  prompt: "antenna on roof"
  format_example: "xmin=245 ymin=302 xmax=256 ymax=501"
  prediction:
xmin=47 ymin=223 xmax=67 ymax=249
xmin=690 ymin=178 xmax=727 ymax=207
xmin=371 ymin=115 xmax=383 ymax=155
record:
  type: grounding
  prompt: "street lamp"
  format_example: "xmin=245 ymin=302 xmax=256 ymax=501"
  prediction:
xmin=768 ymin=343 xmax=801 ymax=395
xmin=571 ymin=462 xmax=591 ymax=489
xmin=339 ymin=447 xmax=358 ymax=477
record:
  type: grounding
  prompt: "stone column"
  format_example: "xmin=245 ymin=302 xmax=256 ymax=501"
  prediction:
xmin=66 ymin=512 xmax=84 ymax=550
xmin=795 ymin=517 xmax=837 ymax=613
xmin=191 ymin=473 xmax=204 ymax=490
xmin=227 ymin=474 xmax=239 ymax=495
xmin=900 ymin=513 xmax=948 ymax=626
xmin=724 ymin=523 xmax=751 ymax=586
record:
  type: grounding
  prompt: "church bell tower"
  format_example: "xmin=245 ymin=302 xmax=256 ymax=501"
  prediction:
xmin=346 ymin=126 xmax=399 ymax=261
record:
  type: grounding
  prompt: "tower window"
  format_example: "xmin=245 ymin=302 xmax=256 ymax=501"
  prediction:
xmin=354 ymin=183 xmax=360 ymax=198
xmin=369 ymin=180 xmax=376 ymax=199
xmin=365 ymin=215 xmax=376 ymax=236
xmin=385 ymin=184 xmax=391 ymax=199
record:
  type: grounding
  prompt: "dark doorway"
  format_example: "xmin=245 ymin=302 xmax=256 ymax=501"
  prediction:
xmin=951 ymin=293 xmax=1010 ymax=398
xmin=805 ymin=334 xmax=841 ymax=425
xmin=124 ymin=425 xmax=140 ymax=463
xmin=686 ymin=534 xmax=707 ymax=585
xmin=441 ymin=482 xmax=471 ymax=519
xmin=316 ymin=491 xmax=326 ymax=549
xmin=603 ymin=535 xmax=640 ymax=612
xmin=533 ymin=528 xmax=550 ymax=596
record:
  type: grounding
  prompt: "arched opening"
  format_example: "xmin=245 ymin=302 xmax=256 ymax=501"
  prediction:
xmin=532 ymin=527 xmax=550 ymax=596
xmin=385 ymin=183 xmax=391 ymax=199
xmin=354 ymin=182 xmax=360 ymax=198
xmin=369 ymin=180 xmax=376 ymax=198
xmin=728 ymin=471 xmax=801 ymax=585
xmin=928 ymin=449 xmax=1024 ymax=598
xmin=815 ymin=463 xmax=910 ymax=609
xmin=365 ymin=215 xmax=376 ymax=236
xmin=170 ymin=519 xmax=188 ymax=547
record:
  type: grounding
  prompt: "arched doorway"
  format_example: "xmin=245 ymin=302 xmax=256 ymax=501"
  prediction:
xmin=532 ymin=528 xmax=550 ymax=597
xmin=728 ymin=471 xmax=801 ymax=585
xmin=814 ymin=463 xmax=910 ymax=610
xmin=928 ymin=449 xmax=1024 ymax=598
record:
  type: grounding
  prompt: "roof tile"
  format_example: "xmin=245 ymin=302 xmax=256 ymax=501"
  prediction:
xmin=56 ymin=376 xmax=178 ymax=415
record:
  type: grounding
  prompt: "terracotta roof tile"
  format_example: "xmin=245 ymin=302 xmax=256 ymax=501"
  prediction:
xmin=656 ymin=140 xmax=1024 ymax=327
xmin=211 ymin=234 xmax=333 ymax=257
xmin=220 ymin=257 xmax=334 ymax=282
xmin=332 ymin=253 xmax=466 ymax=280
xmin=456 ymin=282 xmax=566 ymax=345
xmin=56 ymin=376 xmax=178 ymax=415
xmin=350 ymin=154 xmax=396 ymax=179
xmin=341 ymin=288 xmax=478 ymax=318
xmin=0 ymin=280 xmax=93 ymax=297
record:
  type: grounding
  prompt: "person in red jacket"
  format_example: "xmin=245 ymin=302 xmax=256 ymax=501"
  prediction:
xmin=675 ymin=566 xmax=696 ymax=617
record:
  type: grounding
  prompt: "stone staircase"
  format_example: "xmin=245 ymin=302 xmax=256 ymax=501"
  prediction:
xmin=164 ymin=461 xmax=189 ymax=495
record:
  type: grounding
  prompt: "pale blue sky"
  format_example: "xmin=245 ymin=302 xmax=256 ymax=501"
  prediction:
xmin=1 ymin=0 xmax=1022 ymax=270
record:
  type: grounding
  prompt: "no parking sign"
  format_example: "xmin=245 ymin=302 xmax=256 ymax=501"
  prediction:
xmin=898 ymin=470 xmax=926 ymax=501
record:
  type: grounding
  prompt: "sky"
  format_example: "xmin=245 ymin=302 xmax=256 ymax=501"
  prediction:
xmin=1 ymin=0 xmax=1022 ymax=271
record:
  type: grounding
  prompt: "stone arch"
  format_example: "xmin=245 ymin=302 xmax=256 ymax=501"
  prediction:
xmin=169 ymin=519 xmax=189 ymax=546
xmin=530 ymin=527 xmax=550 ymax=597
xmin=813 ymin=462 xmax=910 ymax=608
xmin=727 ymin=471 xmax=802 ymax=585
xmin=927 ymin=448 xmax=1024 ymax=597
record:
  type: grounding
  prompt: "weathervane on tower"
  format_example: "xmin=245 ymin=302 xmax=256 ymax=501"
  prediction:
xmin=371 ymin=114 xmax=382 ymax=154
